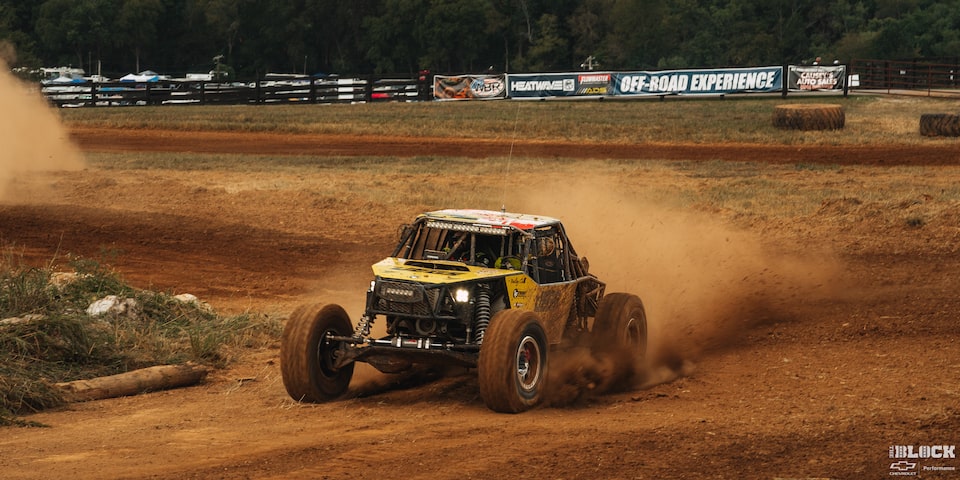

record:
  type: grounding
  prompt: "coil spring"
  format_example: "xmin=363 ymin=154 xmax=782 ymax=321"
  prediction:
xmin=354 ymin=314 xmax=373 ymax=338
xmin=473 ymin=285 xmax=491 ymax=345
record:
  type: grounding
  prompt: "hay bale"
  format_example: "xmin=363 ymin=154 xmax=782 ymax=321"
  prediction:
xmin=919 ymin=113 xmax=960 ymax=137
xmin=773 ymin=104 xmax=845 ymax=131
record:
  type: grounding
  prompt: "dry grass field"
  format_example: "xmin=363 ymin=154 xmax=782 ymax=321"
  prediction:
xmin=1 ymin=90 xmax=959 ymax=479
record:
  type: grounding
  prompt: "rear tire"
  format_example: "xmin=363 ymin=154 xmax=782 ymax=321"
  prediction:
xmin=591 ymin=293 xmax=648 ymax=391
xmin=478 ymin=309 xmax=548 ymax=413
xmin=593 ymin=293 xmax=647 ymax=355
xmin=280 ymin=303 xmax=355 ymax=402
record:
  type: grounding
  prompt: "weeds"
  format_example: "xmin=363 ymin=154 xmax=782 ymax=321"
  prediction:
xmin=0 ymin=254 xmax=279 ymax=426
xmin=905 ymin=216 xmax=925 ymax=228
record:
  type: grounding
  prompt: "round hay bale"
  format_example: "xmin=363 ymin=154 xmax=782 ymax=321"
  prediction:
xmin=772 ymin=104 xmax=845 ymax=131
xmin=919 ymin=113 xmax=960 ymax=137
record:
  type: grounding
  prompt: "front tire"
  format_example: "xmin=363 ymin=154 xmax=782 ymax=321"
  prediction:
xmin=478 ymin=309 xmax=548 ymax=413
xmin=280 ymin=303 xmax=355 ymax=402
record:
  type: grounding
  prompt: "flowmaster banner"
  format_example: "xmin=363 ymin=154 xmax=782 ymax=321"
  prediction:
xmin=613 ymin=66 xmax=782 ymax=96
xmin=787 ymin=65 xmax=846 ymax=91
xmin=507 ymin=72 xmax=614 ymax=98
xmin=434 ymin=75 xmax=507 ymax=100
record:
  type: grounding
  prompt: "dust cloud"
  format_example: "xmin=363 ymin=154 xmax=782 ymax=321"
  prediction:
xmin=511 ymin=179 xmax=843 ymax=404
xmin=335 ymin=178 xmax=843 ymax=405
xmin=0 ymin=57 xmax=85 ymax=200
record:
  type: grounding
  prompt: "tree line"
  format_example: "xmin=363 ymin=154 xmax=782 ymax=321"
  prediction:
xmin=1 ymin=0 xmax=958 ymax=80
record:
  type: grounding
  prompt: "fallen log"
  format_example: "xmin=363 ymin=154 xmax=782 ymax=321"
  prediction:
xmin=0 ymin=314 xmax=45 ymax=328
xmin=55 ymin=362 xmax=211 ymax=402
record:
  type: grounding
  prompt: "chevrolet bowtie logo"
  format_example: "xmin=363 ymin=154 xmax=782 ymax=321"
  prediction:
xmin=890 ymin=460 xmax=917 ymax=471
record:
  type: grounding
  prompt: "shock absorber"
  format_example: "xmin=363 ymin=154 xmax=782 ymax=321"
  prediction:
xmin=354 ymin=314 xmax=373 ymax=338
xmin=473 ymin=284 xmax=491 ymax=345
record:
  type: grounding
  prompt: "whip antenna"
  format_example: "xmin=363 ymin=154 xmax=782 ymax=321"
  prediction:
xmin=500 ymin=101 xmax=522 ymax=210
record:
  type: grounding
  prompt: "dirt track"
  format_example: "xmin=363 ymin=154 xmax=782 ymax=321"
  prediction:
xmin=1 ymin=128 xmax=958 ymax=479
xmin=70 ymin=127 xmax=960 ymax=165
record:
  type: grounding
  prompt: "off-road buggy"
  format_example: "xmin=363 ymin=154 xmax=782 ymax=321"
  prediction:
xmin=280 ymin=209 xmax=647 ymax=413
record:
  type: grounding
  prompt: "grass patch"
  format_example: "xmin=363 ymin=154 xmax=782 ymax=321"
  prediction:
xmin=0 ymin=254 xmax=280 ymax=427
xmin=86 ymin=151 xmax=490 ymax=174
xmin=62 ymin=96 xmax=960 ymax=146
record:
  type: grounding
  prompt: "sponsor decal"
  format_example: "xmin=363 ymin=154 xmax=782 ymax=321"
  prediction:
xmin=922 ymin=465 xmax=958 ymax=471
xmin=889 ymin=445 xmax=957 ymax=459
xmin=580 ymin=87 xmax=608 ymax=94
xmin=434 ymin=74 xmax=506 ymax=100
xmin=890 ymin=460 xmax=918 ymax=476
xmin=506 ymin=275 xmax=532 ymax=309
xmin=787 ymin=65 xmax=845 ymax=91
xmin=888 ymin=444 xmax=957 ymax=476
xmin=511 ymin=78 xmax=575 ymax=93
xmin=576 ymin=73 xmax=612 ymax=95
xmin=796 ymin=70 xmax=838 ymax=90
xmin=578 ymin=73 xmax=610 ymax=84
xmin=469 ymin=76 xmax=506 ymax=98
xmin=508 ymin=74 xmax=589 ymax=97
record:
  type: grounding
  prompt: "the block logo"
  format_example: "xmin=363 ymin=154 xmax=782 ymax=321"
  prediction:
xmin=889 ymin=445 xmax=956 ymax=459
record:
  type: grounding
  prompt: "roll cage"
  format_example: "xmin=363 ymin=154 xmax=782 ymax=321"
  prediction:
xmin=392 ymin=215 xmax=590 ymax=285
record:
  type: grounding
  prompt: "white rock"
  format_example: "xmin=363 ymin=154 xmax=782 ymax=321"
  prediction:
xmin=174 ymin=293 xmax=199 ymax=304
xmin=86 ymin=295 xmax=139 ymax=317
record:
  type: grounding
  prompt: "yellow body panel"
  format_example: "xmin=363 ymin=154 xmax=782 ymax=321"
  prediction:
xmin=373 ymin=257 xmax=579 ymax=344
xmin=372 ymin=257 xmax=520 ymax=284
xmin=505 ymin=276 xmax=578 ymax=344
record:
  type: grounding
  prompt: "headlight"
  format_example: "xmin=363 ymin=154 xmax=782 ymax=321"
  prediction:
xmin=454 ymin=288 xmax=470 ymax=303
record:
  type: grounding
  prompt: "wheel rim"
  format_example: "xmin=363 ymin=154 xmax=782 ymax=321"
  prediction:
xmin=515 ymin=335 xmax=542 ymax=393
xmin=315 ymin=328 xmax=341 ymax=378
xmin=622 ymin=314 xmax=646 ymax=354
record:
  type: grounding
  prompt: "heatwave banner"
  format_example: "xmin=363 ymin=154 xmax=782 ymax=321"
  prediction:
xmin=507 ymin=72 xmax=614 ymax=98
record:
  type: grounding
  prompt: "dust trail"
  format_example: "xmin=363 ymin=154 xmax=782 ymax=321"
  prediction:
xmin=511 ymin=179 xmax=843 ymax=403
xmin=0 ymin=55 xmax=85 ymax=200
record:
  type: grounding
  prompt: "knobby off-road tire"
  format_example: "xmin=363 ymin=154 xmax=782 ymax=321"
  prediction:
xmin=280 ymin=303 xmax=355 ymax=402
xmin=591 ymin=293 xmax=648 ymax=392
xmin=772 ymin=104 xmax=845 ymax=131
xmin=478 ymin=309 xmax=549 ymax=413
xmin=919 ymin=113 xmax=960 ymax=137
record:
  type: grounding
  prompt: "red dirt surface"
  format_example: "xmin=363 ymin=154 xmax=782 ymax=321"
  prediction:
xmin=0 ymin=128 xmax=958 ymax=479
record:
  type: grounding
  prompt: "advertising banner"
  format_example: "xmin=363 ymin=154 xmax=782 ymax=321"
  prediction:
xmin=613 ymin=66 xmax=782 ymax=96
xmin=434 ymin=75 xmax=506 ymax=100
xmin=507 ymin=72 xmax=614 ymax=98
xmin=436 ymin=66 xmax=830 ymax=100
xmin=787 ymin=65 xmax=846 ymax=91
